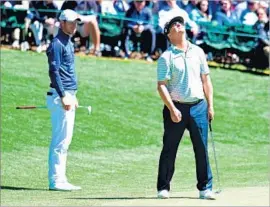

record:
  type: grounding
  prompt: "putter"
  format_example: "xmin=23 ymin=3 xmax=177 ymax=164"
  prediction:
xmin=209 ymin=121 xmax=222 ymax=194
xmin=16 ymin=105 xmax=92 ymax=115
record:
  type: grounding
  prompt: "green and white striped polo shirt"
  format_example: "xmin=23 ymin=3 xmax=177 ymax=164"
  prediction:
xmin=157 ymin=42 xmax=209 ymax=103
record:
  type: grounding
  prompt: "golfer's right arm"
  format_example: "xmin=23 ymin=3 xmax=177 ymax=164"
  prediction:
xmin=157 ymin=82 xmax=181 ymax=123
xmin=47 ymin=41 xmax=71 ymax=110
xmin=157 ymin=57 xmax=181 ymax=123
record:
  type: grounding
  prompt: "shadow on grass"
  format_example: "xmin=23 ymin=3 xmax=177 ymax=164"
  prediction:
xmin=68 ymin=196 xmax=199 ymax=200
xmin=1 ymin=186 xmax=46 ymax=191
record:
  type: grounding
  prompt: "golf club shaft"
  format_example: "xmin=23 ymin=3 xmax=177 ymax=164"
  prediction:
xmin=16 ymin=106 xmax=47 ymax=109
xmin=16 ymin=105 xmax=89 ymax=109
xmin=209 ymin=122 xmax=222 ymax=193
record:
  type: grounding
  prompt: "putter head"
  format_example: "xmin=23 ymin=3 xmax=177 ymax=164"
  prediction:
xmin=87 ymin=106 xmax=92 ymax=115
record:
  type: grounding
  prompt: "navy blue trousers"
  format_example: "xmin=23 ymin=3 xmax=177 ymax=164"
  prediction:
xmin=157 ymin=100 xmax=213 ymax=191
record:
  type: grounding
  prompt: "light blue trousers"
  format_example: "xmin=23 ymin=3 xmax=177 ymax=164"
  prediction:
xmin=46 ymin=88 xmax=76 ymax=185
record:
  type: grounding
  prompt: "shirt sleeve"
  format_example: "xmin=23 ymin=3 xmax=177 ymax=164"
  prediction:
xmin=47 ymin=40 xmax=65 ymax=97
xmin=157 ymin=56 xmax=171 ymax=81
xmin=125 ymin=9 xmax=136 ymax=28
xmin=142 ymin=8 xmax=153 ymax=30
xmin=199 ymin=48 xmax=210 ymax=75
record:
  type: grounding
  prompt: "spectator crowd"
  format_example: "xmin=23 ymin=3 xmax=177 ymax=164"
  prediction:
xmin=1 ymin=0 xmax=269 ymax=68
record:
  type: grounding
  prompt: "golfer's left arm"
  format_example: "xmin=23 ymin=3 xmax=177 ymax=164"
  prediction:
xmin=202 ymin=74 xmax=214 ymax=120
xmin=199 ymin=47 xmax=214 ymax=121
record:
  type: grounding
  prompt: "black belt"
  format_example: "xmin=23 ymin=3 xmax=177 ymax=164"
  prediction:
xmin=47 ymin=92 xmax=53 ymax=96
xmin=173 ymin=99 xmax=203 ymax=105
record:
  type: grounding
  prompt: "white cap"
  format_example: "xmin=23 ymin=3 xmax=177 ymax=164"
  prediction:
xmin=259 ymin=1 xmax=269 ymax=8
xmin=59 ymin=9 xmax=81 ymax=22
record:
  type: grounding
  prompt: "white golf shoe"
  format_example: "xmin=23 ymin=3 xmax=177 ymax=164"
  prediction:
xmin=199 ymin=189 xmax=216 ymax=200
xmin=12 ymin=40 xmax=20 ymax=49
xmin=157 ymin=189 xmax=170 ymax=199
xmin=49 ymin=182 xmax=81 ymax=191
xmin=36 ymin=45 xmax=42 ymax=53
xmin=20 ymin=41 xmax=30 ymax=51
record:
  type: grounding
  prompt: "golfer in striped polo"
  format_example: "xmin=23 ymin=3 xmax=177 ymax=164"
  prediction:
xmin=156 ymin=16 xmax=215 ymax=200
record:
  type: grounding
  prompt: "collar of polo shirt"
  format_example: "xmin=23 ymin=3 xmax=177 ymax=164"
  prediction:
xmin=171 ymin=41 xmax=193 ymax=53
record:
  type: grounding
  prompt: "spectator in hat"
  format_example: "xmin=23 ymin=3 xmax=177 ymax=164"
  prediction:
xmin=239 ymin=0 xmax=259 ymax=26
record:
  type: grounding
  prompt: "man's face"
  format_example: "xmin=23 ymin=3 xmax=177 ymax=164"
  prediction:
xmin=220 ymin=0 xmax=231 ymax=12
xmin=248 ymin=1 xmax=258 ymax=12
xmin=61 ymin=21 xmax=77 ymax=35
xmin=167 ymin=22 xmax=185 ymax=40
xmin=134 ymin=0 xmax=145 ymax=11
xmin=257 ymin=8 xmax=267 ymax=22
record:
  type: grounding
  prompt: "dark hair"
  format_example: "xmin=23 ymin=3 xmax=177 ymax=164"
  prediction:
xmin=197 ymin=0 xmax=209 ymax=15
xmin=247 ymin=0 xmax=257 ymax=5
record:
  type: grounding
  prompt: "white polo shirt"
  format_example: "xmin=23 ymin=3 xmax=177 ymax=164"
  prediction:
xmin=157 ymin=42 xmax=209 ymax=103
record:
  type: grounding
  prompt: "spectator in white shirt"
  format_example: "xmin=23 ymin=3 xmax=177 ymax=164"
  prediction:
xmin=156 ymin=0 xmax=199 ymax=51
xmin=239 ymin=0 xmax=259 ymax=26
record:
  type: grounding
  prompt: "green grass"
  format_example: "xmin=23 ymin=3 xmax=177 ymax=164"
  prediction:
xmin=1 ymin=49 xmax=269 ymax=206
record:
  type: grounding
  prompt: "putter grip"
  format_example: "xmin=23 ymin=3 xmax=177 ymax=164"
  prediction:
xmin=209 ymin=122 xmax=213 ymax=132
xmin=16 ymin=106 xmax=37 ymax=109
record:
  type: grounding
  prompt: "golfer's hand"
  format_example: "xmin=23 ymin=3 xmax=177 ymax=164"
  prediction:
xmin=61 ymin=96 xmax=72 ymax=111
xmin=170 ymin=108 xmax=182 ymax=123
xmin=208 ymin=106 xmax=214 ymax=121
